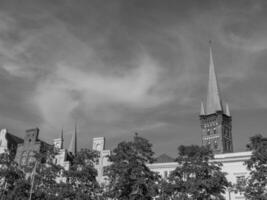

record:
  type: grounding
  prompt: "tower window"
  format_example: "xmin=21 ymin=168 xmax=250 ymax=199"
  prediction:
xmin=207 ymin=141 xmax=211 ymax=149
xmin=224 ymin=141 xmax=227 ymax=150
xmin=207 ymin=129 xmax=210 ymax=135
xmin=214 ymin=140 xmax=218 ymax=149
xmin=213 ymin=128 xmax=216 ymax=134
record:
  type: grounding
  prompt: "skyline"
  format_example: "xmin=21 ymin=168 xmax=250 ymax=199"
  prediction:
xmin=0 ymin=0 xmax=267 ymax=156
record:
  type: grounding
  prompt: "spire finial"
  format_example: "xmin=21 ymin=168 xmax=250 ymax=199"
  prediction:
xmin=206 ymin=43 xmax=223 ymax=114
xmin=61 ymin=128 xmax=64 ymax=149
xmin=200 ymin=101 xmax=205 ymax=115
xmin=225 ymin=103 xmax=231 ymax=116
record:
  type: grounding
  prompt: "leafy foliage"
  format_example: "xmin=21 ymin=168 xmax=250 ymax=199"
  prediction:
xmin=239 ymin=134 xmax=267 ymax=200
xmin=0 ymin=147 xmax=100 ymax=200
xmin=63 ymin=148 xmax=100 ymax=200
xmin=167 ymin=145 xmax=229 ymax=200
xmin=30 ymin=150 xmax=63 ymax=199
xmin=106 ymin=133 xmax=159 ymax=200
xmin=0 ymin=151 xmax=29 ymax=200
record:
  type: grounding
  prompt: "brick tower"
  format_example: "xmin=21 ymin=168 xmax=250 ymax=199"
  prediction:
xmin=200 ymin=45 xmax=233 ymax=154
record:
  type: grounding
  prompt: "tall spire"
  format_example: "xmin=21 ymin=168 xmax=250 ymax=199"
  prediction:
xmin=68 ymin=123 xmax=77 ymax=155
xmin=206 ymin=42 xmax=223 ymax=114
xmin=200 ymin=101 xmax=205 ymax=115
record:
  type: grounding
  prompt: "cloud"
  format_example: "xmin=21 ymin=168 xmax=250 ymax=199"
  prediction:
xmin=34 ymin=54 xmax=171 ymax=129
xmin=2 ymin=63 xmax=35 ymax=78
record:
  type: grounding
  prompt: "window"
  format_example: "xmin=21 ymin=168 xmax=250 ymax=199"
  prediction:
xmin=236 ymin=176 xmax=245 ymax=185
xmin=213 ymin=128 xmax=216 ymax=134
xmin=20 ymin=151 xmax=28 ymax=166
xmin=214 ymin=140 xmax=218 ymax=149
xmin=28 ymin=151 xmax=36 ymax=166
xmin=207 ymin=140 xmax=211 ymax=149
xmin=95 ymin=158 xmax=99 ymax=165
xmin=164 ymin=171 xmax=168 ymax=179
xmin=207 ymin=129 xmax=210 ymax=135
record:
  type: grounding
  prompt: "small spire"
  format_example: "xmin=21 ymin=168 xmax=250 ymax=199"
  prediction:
xmin=61 ymin=128 xmax=64 ymax=149
xmin=225 ymin=103 xmax=231 ymax=116
xmin=206 ymin=42 xmax=223 ymax=114
xmin=68 ymin=133 xmax=74 ymax=154
xmin=200 ymin=101 xmax=205 ymax=115
xmin=68 ymin=123 xmax=78 ymax=155
xmin=74 ymin=122 xmax=77 ymax=155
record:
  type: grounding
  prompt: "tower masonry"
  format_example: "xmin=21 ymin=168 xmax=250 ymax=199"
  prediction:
xmin=200 ymin=46 xmax=233 ymax=154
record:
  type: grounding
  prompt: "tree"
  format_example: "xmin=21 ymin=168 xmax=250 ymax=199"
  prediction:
xmin=167 ymin=145 xmax=229 ymax=200
xmin=105 ymin=133 xmax=159 ymax=200
xmin=63 ymin=148 xmax=100 ymax=200
xmin=239 ymin=134 xmax=267 ymax=200
xmin=0 ymin=151 xmax=29 ymax=200
xmin=17 ymin=149 xmax=64 ymax=200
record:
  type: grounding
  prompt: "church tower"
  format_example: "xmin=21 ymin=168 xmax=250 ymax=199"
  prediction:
xmin=200 ymin=45 xmax=233 ymax=154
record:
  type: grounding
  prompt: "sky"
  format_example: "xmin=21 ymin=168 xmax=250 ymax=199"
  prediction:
xmin=0 ymin=0 xmax=267 ymax=157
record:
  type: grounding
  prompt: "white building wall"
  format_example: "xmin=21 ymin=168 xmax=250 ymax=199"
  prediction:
xmin=214 ymin=152 xmax=251 ymax=200
xmin=92 ymin=137 xmax=111 ymax=184
xmin=0 ymin=129 xmax=8 ymax=154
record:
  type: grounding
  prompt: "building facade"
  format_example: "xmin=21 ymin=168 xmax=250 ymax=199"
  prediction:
xmin=53 ymin=131 xmax=71 ymax=171
xmin=92 ymin=137 xmax=111 ymax=184
xmin=14 ymin=128 xmax=52 ymax=173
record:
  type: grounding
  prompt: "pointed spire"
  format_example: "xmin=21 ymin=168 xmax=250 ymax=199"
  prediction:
xmin=225 ymin=103 xmax=231 ymax=116
xmin=206 ymin=42 xmax=223 ymax=114
xmin=200 ymin=101 xmax=205 ymax=115
xmin=68 ymin=123 xmax=78 ymax=155
xmin=68 ymin=133 xmax=74 ymax=154
xmin=74 ymin=123 xmax=77 ymax=155
xmin=61 ymin=128 xmax=64 ymax=149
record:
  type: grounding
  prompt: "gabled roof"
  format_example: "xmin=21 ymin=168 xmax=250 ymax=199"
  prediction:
xmin=6 ymin=132 xmax=24 ymax=144
xmin=155 ymin=153 xmax=174 ymax=163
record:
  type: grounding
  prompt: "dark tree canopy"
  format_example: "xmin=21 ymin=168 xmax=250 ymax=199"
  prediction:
xmin=106 ymin=133 xmax=159 ymax=200
xmin=0 ymin=147 xmax=100 ymax=200
xmin=167 ymin=145 xmax=229 ymax=200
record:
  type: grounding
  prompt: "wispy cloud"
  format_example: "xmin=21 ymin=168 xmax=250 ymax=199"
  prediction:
xmin=34 ymin=54 xmax=171 ymax=129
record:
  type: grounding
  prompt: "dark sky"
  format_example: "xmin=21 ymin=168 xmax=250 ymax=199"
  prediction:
xmin=0 ymin=0 xmax=267 ymax=157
